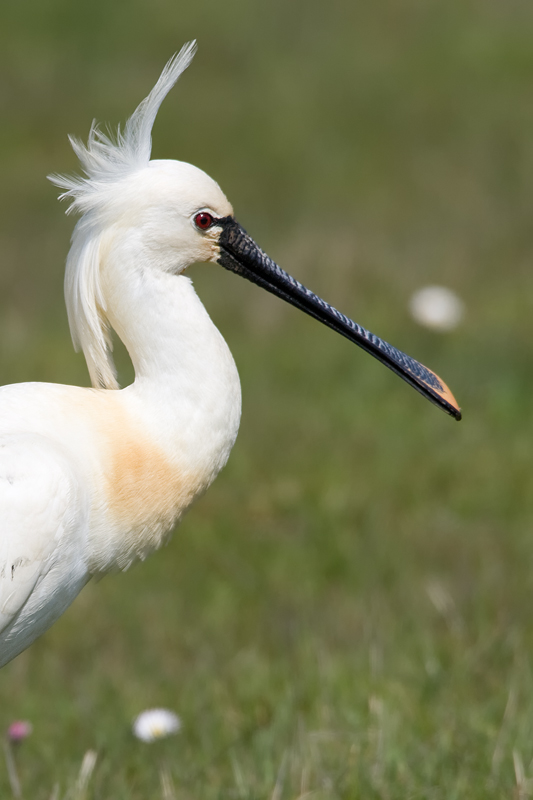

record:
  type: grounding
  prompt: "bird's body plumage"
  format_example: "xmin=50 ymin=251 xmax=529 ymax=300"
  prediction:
xmin=0 ymin=272 xmax=241 ymax=666
xmin=0 ymin=276 xmax=241 ymax=665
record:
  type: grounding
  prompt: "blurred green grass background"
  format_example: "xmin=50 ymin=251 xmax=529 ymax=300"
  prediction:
xmin=2 ymin=0 xmax=533 ymax=797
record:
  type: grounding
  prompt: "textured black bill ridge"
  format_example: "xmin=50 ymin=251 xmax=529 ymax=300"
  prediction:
xmin=217 ymin=216 xmax=461 ymax=421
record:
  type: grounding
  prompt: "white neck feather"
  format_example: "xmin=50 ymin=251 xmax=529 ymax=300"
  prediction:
xmin=100 ymin=234 xmax=241 ymax=461
xmin=79 ymin=233 xmax=242 ymax=572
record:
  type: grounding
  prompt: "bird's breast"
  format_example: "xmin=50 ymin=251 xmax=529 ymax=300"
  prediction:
xmin=88 ymin=398 xmax=214 ymax=572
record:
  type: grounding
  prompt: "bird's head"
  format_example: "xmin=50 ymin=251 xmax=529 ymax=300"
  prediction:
xmin=87 ymin=158 xmax=234 ymax=275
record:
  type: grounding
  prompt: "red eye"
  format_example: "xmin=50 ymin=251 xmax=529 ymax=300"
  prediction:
xmin=194 ymin=211 xmax=214 ymax=231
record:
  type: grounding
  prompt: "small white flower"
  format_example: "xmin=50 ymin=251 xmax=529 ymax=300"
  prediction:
xmin=132 ymin=709 xmax=181 ymax=743
xmin=409 ymin=286 xmax=464 ymax=332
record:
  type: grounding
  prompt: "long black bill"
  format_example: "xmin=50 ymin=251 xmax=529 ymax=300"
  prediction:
xmin=216 ymin=216 xmax=461 ymax=421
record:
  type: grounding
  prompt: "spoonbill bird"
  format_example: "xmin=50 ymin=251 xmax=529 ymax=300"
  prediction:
xmin=0 ymin=42 xmax=461 ymax=669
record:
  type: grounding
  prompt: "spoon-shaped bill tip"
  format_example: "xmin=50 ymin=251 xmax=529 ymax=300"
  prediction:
xmin=416 ymin=365 xmax=461 ymax=421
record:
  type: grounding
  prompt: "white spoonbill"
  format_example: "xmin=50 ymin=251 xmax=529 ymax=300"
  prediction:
xmin=0 ymin=42 xmax=461 ymax=669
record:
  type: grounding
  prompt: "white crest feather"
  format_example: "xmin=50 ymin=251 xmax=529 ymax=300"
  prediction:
xmin=48 ymin=41 xmax=197 ymax=388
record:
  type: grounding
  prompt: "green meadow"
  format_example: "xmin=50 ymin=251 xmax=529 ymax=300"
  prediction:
xmin=1 ymin=1 xmax=533 ymax=796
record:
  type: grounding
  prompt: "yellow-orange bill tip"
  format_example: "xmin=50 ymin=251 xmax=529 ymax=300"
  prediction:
xmin=422 ymin=367 xmax=462 ymax=421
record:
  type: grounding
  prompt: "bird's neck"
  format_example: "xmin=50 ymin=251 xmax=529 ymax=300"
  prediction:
xmin=104 ymin=262 xmax=211 ymax=382
xmin=100 ymin=248 xmax=242 ymax=471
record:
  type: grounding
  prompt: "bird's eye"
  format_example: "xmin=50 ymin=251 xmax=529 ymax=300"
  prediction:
xmin=194 ymin=211 xmax=214 ymax=231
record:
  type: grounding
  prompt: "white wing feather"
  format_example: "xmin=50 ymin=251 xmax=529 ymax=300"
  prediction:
xmin=0 ymin=434 xmax=88 ymax=665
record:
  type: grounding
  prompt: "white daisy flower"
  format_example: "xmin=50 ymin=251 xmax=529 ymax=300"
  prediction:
xmin=409 ymin=286 xmax=464 ymax=332
xmin=132 ymin=708 xmax=182 ymax=743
